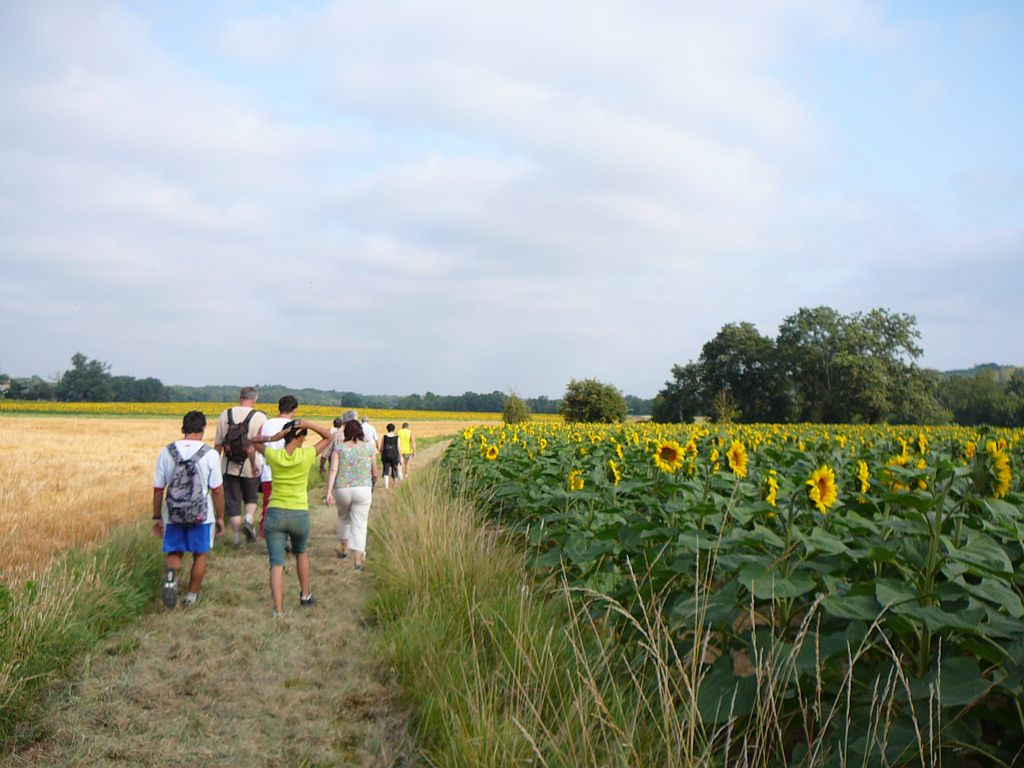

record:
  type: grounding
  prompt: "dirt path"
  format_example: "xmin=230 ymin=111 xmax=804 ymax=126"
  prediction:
xmin=5 ymin=441 xmax=450 ymax=768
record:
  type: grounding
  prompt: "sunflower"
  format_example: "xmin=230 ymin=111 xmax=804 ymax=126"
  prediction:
xmin=607 ymin=459 xmax=621 ymax=486
xmin=806 ymin=465 xmax=838 ymax=513
xmin=726 ymin=440 xmax=748 ymax=478
xmin=538 ymin=437 xmax=548 ymax=452
xmin=483 ymin=444 xmax=499 ymax=461
xmin=653 ymin=440 xmax=685 ymax=473
xmin=857 ymin=460 xmax=870 ymax=494
xmin=984 ymin=440 xmax=1012 ymax=498
xmin=917 ymin=433 xmax=929 ymax=455
xmin=885 ymin=452 xmax=909 ymax=492
xmin=682 ymin=439 xmax=698 ymax=460
xmin=762 ymin=469 xmax=779 ymax=507
xmin=916 ymin=458 xmax=928 ymax=491
xmin=568 ymin=469 xmax=585 ymax=491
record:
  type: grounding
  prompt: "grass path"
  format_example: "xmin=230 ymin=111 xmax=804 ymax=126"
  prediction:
xmin=4 ymin=443 xmax=449 ymax=767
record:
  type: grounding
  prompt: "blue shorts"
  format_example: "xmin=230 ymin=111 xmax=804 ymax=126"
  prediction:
xmin=163 ymin=522 xmax=214 ymax=554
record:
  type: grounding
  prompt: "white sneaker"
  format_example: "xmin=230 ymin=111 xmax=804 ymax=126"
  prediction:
xmin=183 ymin=592 xmax=199 ymax=607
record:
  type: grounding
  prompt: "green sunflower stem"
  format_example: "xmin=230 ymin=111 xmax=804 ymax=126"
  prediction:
xmin=917 ymin=473 xmax=955 ymax=677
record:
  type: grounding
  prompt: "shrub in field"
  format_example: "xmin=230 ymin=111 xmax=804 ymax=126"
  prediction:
xmin=559 ymin=378 xmax=627 ymax=423
xmin=444 ymin=422 xmax=1024 ymax=765
xmin=502 ymin=393 xmax=531 ymax=424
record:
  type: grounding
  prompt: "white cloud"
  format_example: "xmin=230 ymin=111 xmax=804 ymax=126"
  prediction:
xmin=1 ymin=0 xmax=1021 ymax=396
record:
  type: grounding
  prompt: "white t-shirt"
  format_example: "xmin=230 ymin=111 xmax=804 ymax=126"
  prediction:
xmin=153 ymin=440 xmax=224 ymax=525
xmin=260 ymin=417 xmax=293 ymax=482
xmin=361 ymin=421 xmax=378 ymax=444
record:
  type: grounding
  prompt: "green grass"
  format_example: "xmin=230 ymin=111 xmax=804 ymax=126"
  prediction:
xmin=0 ymin=524 xmax=162 ymax=748
xmin=368 ymin=466 xmax=712 ymax=767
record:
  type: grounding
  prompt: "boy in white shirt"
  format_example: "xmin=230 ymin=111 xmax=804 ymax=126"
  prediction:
xmin=152 ymin=411 xmax=225 ymax=608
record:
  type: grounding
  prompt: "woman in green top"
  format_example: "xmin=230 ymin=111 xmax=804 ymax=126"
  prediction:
xmin=250 ymin=419 xmax=333 ymax=616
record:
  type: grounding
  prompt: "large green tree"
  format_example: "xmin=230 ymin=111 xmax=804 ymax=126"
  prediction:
xmin=776 ymin=307 xmax=941 ymax=423
xmin=560 ymin=378 xmax=627 ymax=423
xmin=56 ymin=352 xmax=114 ymax=402
xmin=651 ymin=362 xmax=703 ymax=423
xmin=698 ymin=322 xmax=789 ymax=422
xmin=775 ymin=306 xmax=845 ymax=421
xmin=655 ymin=306 xmax=948 ymax=425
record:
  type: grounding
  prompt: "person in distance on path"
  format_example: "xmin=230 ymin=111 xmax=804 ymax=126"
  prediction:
xmin=360 ymin=415 xmax=378 ymax=445
xmin=398 ymin=422 xmax=416 ymax=478
xmin=378 ymin=423 xmax=402 ymax=490
xmin=214 ymin=386 xmax=267 ymax=545
xmin=250 ymin=419 xmax=334 ymax=616
xmin=152 ymin=410 xmax=225 ymax=609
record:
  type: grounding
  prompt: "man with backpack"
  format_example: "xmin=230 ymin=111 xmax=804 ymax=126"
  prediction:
xmin=152 ymin=410 xmax=225 ymax=608
xmin=215 ymin=386 xmax=268 ymax=545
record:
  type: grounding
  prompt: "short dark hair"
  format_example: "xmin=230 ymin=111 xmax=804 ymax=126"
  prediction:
xmin=402 ymin=422 xmax=409 ymax=428
xmin=343 ymin=420 xmax=364 ymax=442
xmin=386 ymin=423 xmax=395 ymax=432
xmin=278 ymin=395 xmax=298 ymax=413
xmin=182 ymin=410 xmax=206 ymax=434
xmin=284 ymin=426 xmax=308 ymax=444
xmin=333 ymin=416 xmax=344 ymax=428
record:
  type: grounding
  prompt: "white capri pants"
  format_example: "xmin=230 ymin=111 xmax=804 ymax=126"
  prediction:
xmin=334 ymin=486 xmax=373 ymax=553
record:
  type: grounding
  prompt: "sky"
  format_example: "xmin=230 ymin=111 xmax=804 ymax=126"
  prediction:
xmin=1 ymin=1 xmax=1022 ymax=398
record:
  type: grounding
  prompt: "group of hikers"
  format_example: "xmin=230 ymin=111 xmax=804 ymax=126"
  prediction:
xmin=151 ymin=387 xmax=417 ymax=616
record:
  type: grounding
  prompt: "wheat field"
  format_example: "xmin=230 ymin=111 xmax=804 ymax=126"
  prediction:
xmin=0 ymin=414 xmax=486 ymax=585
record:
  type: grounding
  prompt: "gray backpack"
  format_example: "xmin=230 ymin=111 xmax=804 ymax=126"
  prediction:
xmin=165 ymin=443 xmax=211 ymax=526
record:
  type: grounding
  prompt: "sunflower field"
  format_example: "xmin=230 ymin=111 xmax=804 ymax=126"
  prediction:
xmin=444 ymin=422 xmax=1024 ymax=765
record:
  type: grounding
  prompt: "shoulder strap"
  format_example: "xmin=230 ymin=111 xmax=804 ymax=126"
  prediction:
xmin=167 ymin=442 xmax=182 ymax=462
xmin=227 ymin=408 xmax=236 ymax=427
xmin=240 ymin=409 xmax=256 ymax=429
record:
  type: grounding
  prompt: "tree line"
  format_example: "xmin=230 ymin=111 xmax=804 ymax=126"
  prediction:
xmin=650 ymin=306 xmax=1024 ymax=426
xmin=0 ymin=353 xmax=655 ymax=415
xmin=4 ymin=312 xmax=1019 ymax=426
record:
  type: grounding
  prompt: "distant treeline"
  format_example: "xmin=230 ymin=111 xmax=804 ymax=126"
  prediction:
xmin=0 ymin=353 xmax=655 ymax=415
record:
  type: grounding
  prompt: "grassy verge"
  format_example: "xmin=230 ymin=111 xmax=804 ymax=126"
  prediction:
xmin=0 ymin=524 xmax=162 ymax=749
xmin=369 ymin=465 xmax=711 ymax=766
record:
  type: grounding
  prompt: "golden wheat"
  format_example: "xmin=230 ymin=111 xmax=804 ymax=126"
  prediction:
xmin=0 ymin=415 xmax=495 ymax=585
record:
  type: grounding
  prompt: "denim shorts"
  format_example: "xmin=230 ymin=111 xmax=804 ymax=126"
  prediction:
xmin=265 ymin=507 xmax=310 ymax=567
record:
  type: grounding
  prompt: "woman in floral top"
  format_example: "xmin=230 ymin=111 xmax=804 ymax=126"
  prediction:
xmin=326 ymin=420 xmax=378 ymax=571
